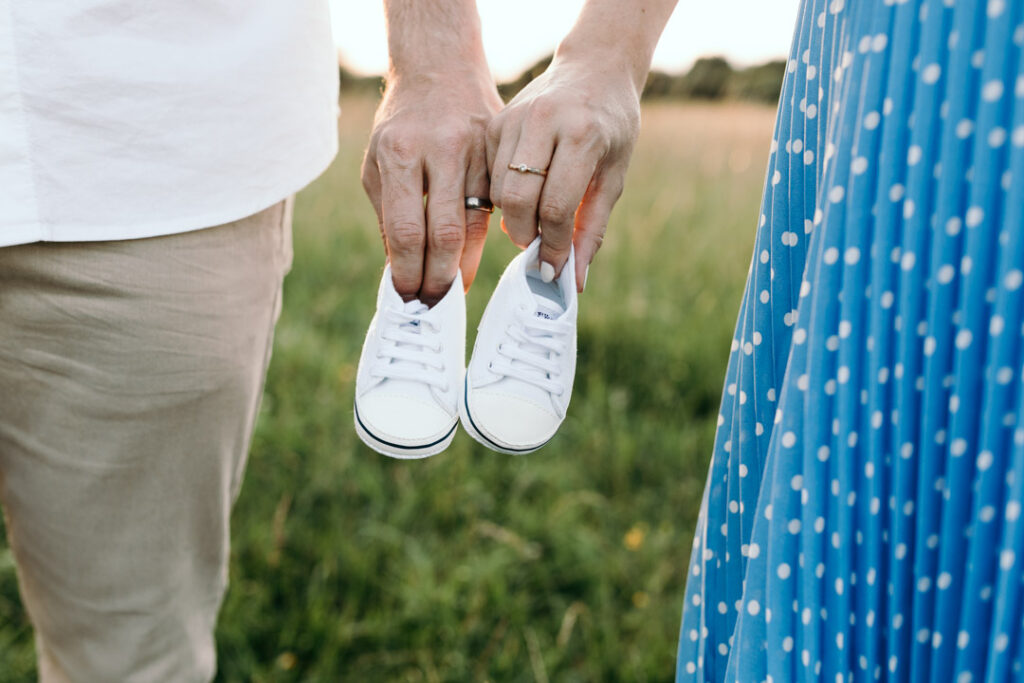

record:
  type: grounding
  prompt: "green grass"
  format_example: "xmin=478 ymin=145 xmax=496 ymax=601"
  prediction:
xmin=0 ymin=98 xmax=774 ymax=682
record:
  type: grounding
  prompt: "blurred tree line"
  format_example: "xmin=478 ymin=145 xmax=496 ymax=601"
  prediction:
xmin=339 ymin=55 xmax=786 ymax=105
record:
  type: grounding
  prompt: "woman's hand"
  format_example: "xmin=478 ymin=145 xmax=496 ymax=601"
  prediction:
xmin=487 ymin=57 xmax=639 ymax=291
xmin=486 ymin=0 xmax=677 ymax=291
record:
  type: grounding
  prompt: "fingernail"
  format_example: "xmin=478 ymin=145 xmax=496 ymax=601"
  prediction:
xmin=540 ymin=261 xmax=555 ymax=283
xmin=581 ymin=265 xmax=589 ymax=292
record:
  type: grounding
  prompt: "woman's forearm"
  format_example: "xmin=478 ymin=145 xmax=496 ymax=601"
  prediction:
xmin=555 ymin=0 xmax=679 ymax=93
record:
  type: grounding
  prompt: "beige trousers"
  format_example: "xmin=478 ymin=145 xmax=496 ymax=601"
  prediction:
xmin=0 ymin=200 xmax=293 ymax=681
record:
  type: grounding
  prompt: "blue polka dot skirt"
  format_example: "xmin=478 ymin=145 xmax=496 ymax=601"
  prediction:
xmin=676 ymin=0 xmax=1024 ymax=681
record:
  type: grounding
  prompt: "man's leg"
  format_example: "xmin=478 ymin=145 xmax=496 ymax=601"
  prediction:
xmin=0 ymin=199 xmax=293 ymax=682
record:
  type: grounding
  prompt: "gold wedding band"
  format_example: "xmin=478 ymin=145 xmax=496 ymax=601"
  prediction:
xmin=464 ymin=196 xmax=494 ymax=213
xmin=508 ymin=162 xmax=548 ymax=177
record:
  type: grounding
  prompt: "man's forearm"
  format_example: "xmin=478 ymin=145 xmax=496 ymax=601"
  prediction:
xmin=555 ymin=0 xmax=679 ymax=93
xmin=384 ymin=0 xmax=488 ymax=78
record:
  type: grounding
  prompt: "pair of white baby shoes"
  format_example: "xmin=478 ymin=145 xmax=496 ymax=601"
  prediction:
xmin=354 ymin=237 xmax=578 ymax=458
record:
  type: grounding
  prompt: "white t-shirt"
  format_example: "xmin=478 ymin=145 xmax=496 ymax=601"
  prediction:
xmin=0 ymin=1 xmax=339 ymax=247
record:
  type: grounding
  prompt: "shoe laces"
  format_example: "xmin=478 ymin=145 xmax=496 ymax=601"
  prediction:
xmin=372 ymin=302 xmax=449 ymax=391
xmin=489 ymin=308 xmax=571 ymax=396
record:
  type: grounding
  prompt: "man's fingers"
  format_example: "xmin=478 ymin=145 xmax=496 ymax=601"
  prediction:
xmin=537 ymin=143 xmax=599 ymax=280
xmin=421 ymin=160 xmax=467 ymax=306
xmin=460 ymin=149 xmax=491 ymax=291
xmin=361 ymin=152 xmax=386 ymax=244
xmin=379 ymin=157 xmax=426 ymax=300
xmin=573 ymin=169 xmax=624 ymax=292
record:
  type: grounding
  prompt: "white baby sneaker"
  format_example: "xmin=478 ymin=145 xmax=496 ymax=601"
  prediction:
xmin=354 ymin=266 xmax=465 ymax=458
xmin=461 ymin=237 xmax=578 ymax=454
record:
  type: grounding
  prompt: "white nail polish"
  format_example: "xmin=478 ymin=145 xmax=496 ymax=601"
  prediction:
xmin=540 ymin=261 xmax=555 ymax=283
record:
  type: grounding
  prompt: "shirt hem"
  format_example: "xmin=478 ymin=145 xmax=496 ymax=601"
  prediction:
xmin=0 ymin=136 xmax=338 ymax=249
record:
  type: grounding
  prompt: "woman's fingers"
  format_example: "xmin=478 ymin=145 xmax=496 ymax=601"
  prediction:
xmin=573 ymin=167 xmax=625 ymax=292
xmin=492 ymin=120 xmax=554 ymax=249
xmin=537 ymin=139 xmax=602 ymax=279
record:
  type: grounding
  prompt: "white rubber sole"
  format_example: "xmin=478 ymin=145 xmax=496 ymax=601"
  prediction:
xmin=458 ymin=377 xmax=553 ymax=455
xmin=353 ymin=403 xmax=457 ymax=459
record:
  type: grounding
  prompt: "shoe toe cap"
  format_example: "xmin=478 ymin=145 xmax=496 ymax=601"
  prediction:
xmin=467 ymin=391 xmax=561 ymax=450
xmin=356 ymin=391 xmax=454 ymax=444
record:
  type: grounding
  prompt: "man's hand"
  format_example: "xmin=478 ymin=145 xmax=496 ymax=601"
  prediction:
xmin=362 ymin=1 xmax=503 ymax=306
xmin=486 ymin=0 xmax=678 ymax=291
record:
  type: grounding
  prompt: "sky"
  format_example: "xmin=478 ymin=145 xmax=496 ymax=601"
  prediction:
xmin=331 ymin=1 xmax=801 ymax=81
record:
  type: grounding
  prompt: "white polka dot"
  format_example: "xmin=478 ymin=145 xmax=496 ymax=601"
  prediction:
xmin=852 ymin=156 xmax=868 ymax=174
xmin=966 ymin=206 xmax=985 ymax=227
xmin=937 ymin=572 xmax=952 ymax=590
xmin=945 ymin=216 xmax=962 ymax=235
xmin=1004 ymin=270 xmax=1023 ymax=290
xmin=864 ymin=111 xmax=881 ymax=129
xmin=989 ymin=127 xmax=1007 ymax=147
xmin=747 ymin=600 xmax=761 ymax=616
xmin=922 ymin=63 xmax=942 ymax=84
xmin=748 ymin=543 xmax=761 ymax=558
xmin=889 ymin=184 xmax=905 ymax=202
xmin=1000 ymin=549 xmax=1015 ymax=570
xmin=956 ymin=119 xmax=974 ymax=139
xmin=777 ymin=563 xmax=792 ymax=579
xmin=788 ymin=519 xmax=802 ymax=534
xmin=982 ymin=80 xmax=1004 ymax=101
xmin=1007 ymin=501 xmax=1021 ymax=521
xmin=783 ymin=636 xmax=794 ymax=652
xmin=760 ymin=289 xmax=770 ymax=303
xmin=845 ymin=247 xmax=861 ymax=265
xmin=936 ymin=264 xmax=955 ymax=284
xmin=901 ymin=252 xmax=916 ymax=271
xmin=772 ymin=169 xmax=782 ymax=185
xmin=829 ymin=186 xmax=846 ymax=203
xmin=987 ymin=0 xmax=1005 ymax=17
xmin=958 ymin=631 xmax=970 ymax=649
xmin=907 ymin=145 xmax=923 ymax=165
xmin=955 ymin=329 xmax=972 ymax=349
xmin=1013 ymin=126 xmax=1024 ymax=147
xmin=804 ymin=149 xmax=815 ymax=165
xmin=807 ymin=103 xmax=818 ymax=119
xmin=951 ymin=438 xmax=968 ymax=456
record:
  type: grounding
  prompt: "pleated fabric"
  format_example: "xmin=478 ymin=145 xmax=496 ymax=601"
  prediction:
xmin=676 ymin=0 xmax=1024 ymax=681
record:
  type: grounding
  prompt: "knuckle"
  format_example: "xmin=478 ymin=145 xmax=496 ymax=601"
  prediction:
xmin=429 ymin=223 xmax=465 ymax=252
xmin=501 ymin=188 xmax=534 ymax=215
xmin=526 ymin=97 xmax=557 ymax=124
xmin=538 ymin=196 xmax=574 ymax=227
xmin=465 ymin=216 xmax=490 ymax=240
xmin=387 ymin=221 xmax=425 ymax=252
xmin=376 ymin=130 xmax=418 ymax=167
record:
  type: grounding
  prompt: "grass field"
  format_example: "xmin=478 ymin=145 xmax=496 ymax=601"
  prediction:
xmin=0 ymin=97 xmax=775 ymax=682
